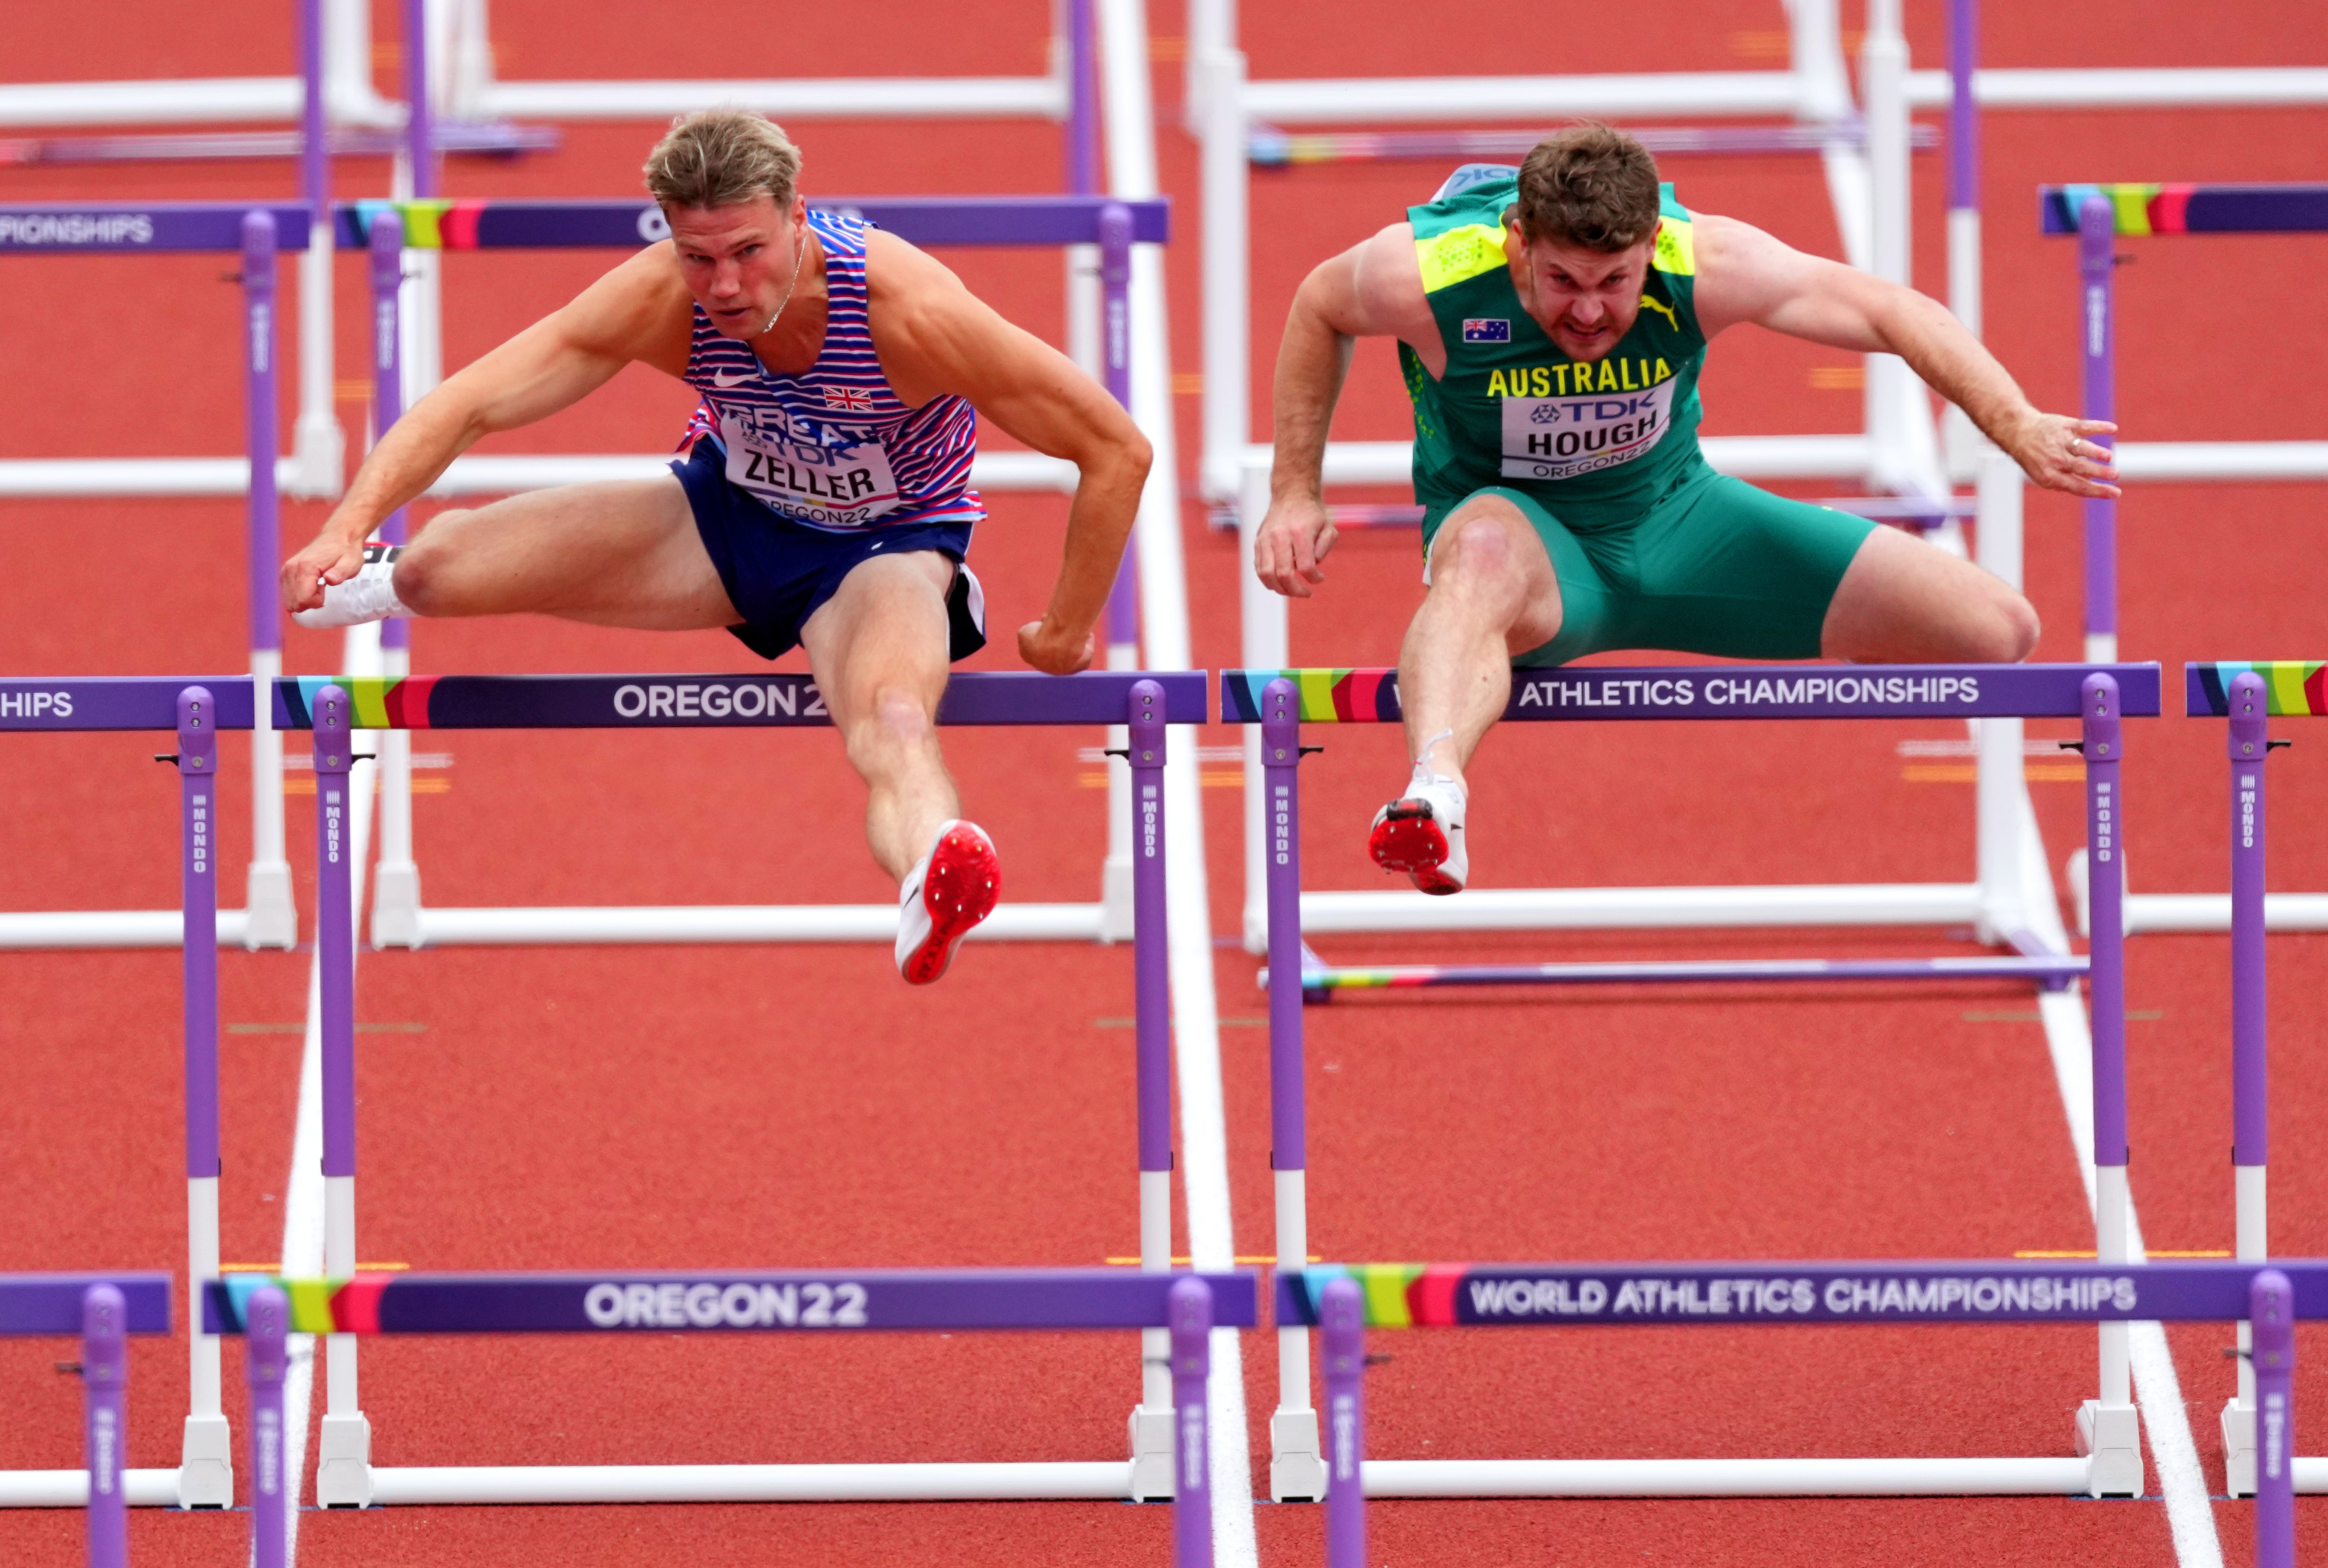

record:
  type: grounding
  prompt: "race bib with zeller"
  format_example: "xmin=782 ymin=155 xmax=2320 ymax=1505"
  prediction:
xmin=1499 ymin=376 xmax=1677 ymax=483
xmin=718 ymin=404 xmax=904 ymax=529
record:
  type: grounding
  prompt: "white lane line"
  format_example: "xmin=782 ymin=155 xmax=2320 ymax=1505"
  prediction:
xmin=277 ymin=633 xmax=382 ymax=1565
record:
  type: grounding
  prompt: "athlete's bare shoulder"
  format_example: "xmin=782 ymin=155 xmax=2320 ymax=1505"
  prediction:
xmin=1348 ymin=220 xmax=1436 ymax=343
xmin=550 ymin=240 xmax=698 ymax=378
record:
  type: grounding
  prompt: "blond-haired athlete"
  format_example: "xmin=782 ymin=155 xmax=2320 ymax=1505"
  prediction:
xmin=284 ymin=111 xmax=1150 ymax=981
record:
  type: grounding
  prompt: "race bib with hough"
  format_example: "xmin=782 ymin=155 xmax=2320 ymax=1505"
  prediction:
xmin=1498 ymin=364 xmax=1679 ymax=484
xmin=718 ymin=403 xmax=904 ymax=530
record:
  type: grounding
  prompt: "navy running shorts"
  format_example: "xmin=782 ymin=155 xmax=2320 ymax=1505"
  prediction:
xmin=673 ymin=439 xmax=987 ymax=663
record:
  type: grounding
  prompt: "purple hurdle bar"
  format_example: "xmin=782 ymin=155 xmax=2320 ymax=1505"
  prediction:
xmin=328 ymin=196 xmax=1169 ymax=251
xmin=247 ymin=1287 xmax=288 ymax=1568
xmin=2079 ymin=197 xmax=2118 ymax=662
xmin=1320 ymin=1277 xmax=1364 ymax=1568
xmin=81 ymin=1286 xmax=126 ymax=1568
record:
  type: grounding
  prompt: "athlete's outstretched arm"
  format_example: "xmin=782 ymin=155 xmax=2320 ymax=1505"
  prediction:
xmin=868 ymin=237 xmax=1150 ymax=676
xmin=280 ymin=249 xmax=691 ymax=612
xmin=1258 ymin=222 xmax=1439 ymax=596
xmin=1690 ymin=214 xmax=2118 ymax=498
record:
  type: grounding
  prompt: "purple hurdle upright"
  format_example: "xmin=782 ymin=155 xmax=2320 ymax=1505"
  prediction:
xmin=2251 ymin=1268 xmax=2295 ymax=1568
xmin=2226 ymin=672 xmax=2275 ymax=1490
xmin=1261 ymin=679 xmax=1322 ymax=1498
xmin=1130 ymin=679 xmax=1180 ymax=1496
xmin=2078 ymin=195 xmax=2117 ymax=663
xmin=1168 ymin=1277 xmax=1213 ymax=1568
xmin=364 ymin=209 xmax=423 ymax=944
xmin=81 ymin=1286 xmax=126 ymax=1568
xmin=247 ymin=1287 xmax=290 ymax=1568
xmin=176 ymin=686 xmax=235 ymax=1502
xmin=310 ymin=685 xmax=372 ymax=1503
xmin=2078 ymin=671 xmax=2140 ymax=1489
xmin=1320 ymin=1277 xmax=1365 ymax=1568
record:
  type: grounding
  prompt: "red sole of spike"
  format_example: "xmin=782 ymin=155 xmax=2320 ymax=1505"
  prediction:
xmin=902 ymin=828 xmax=1001 ymax=985
xmin=1370 ymin=808 xmax=1461 ymax=895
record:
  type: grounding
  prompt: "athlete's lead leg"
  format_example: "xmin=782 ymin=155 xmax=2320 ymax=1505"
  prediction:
xmin=1374 ymin=495 xmax=1564 ymax=895
xmin=802 ymin=551 xmax=998 ymax=983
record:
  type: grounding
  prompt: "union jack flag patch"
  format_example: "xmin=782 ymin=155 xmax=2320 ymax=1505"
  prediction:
xmin=822 ymin=385 xmax=876 ymax=412
xmin=1461 ymin=319 xmax=1511 ymax=343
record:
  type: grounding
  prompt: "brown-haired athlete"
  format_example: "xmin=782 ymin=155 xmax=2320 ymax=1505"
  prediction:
xmin=1253 ymin=124 xmax=2117 ymax=895
xmin=281 ymin=111 xmax=1151 ymax=982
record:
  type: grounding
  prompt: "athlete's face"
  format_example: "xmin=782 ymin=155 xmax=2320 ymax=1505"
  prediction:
xmin=1507 ymin=225 xmax=1652 ymax=362
xmin=668 ymin=194 xmax=808 ymax=340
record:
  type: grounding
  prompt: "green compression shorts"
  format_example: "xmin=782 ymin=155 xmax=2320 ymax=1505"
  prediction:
xmin=1420 ymin=468 xmax=1880 ymax=668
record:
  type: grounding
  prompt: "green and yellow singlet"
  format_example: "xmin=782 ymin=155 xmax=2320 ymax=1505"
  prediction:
xmin=1402 ymin=173 xmax=1711 ymax=535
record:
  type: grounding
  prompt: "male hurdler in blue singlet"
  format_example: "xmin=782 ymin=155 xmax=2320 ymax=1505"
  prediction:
xmin=282 ymin=111 xmax=1151 ymax=984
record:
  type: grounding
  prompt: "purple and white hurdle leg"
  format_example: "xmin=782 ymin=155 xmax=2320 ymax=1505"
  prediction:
xmin=2078 ymin=196 xmax=2117 ymax=663
xmin=2075 ymin=671 xmax=2141 ymax=1495
xmin=1320 ymin=1277 xmax=1367 ymax=1568
xmin=366 ymin=211 xmax=422 ymax=948
xmin=1129 ymin=682 xmax=1179 ymax=1498
xmin=240 ymin=211 xmax=298 ymax=950
xmin=1261 ymin=679 xmax=1326 ymax=1499
xmin=1168 ymin=1277 xmax=1213 ymax=1568
xmin=311 ymin=686 xmax=375 ymax=1507
xmin=176 ymin=687 xmax=235 ymax=1502
xmin=2222 ymin=671 xmax=2275 ymax=1494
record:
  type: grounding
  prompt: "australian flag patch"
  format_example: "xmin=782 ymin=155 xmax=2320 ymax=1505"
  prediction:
xmin=1461 ymin=318 xmax=1511 ymax=343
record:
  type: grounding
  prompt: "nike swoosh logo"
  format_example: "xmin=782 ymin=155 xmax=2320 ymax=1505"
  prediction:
xmin=710 ymin=370 xmax=757 ymax=388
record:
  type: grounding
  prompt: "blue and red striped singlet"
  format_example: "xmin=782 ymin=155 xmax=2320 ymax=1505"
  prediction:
xmin=678 ymin=209 xmax=983 ymax=534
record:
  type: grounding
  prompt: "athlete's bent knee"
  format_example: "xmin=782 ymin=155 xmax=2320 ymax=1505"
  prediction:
xmin=1433 ymin=507 xmax=1530 ymax=585
xmin=846 ymin=687 xmax=939 ymax=774
xmin=1972 ymin=591 xmax=2041 ymax=664
xmin=387 ymin=525 xmax=462 ymax=617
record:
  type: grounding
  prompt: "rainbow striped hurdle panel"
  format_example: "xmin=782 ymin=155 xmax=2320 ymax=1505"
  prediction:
xmin=2039 ymin=183 xmax=2328 ymax=236
xmin=2187 ymin=662 xmax=2328 ymax=717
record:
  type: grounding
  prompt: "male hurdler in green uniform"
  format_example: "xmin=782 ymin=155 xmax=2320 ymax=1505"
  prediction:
xmin=1253 ymin=124 xmax=2118 ymax=894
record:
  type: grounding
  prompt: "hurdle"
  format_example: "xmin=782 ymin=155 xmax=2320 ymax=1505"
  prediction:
xmin=2184 ymin=664 xmax=2328 ymax=1495
xmin=272 ymin=671 xmax=1214 ymax=1504
xmin=1289 ymin=1259 xmax=2303 ymax=1559
xmin=208 ymin=1270 xmax=1246 ymax=1554
xmin=1226 ymin=664 xmax=2161 ymax=1497
xmin=0 ymin=213 xmax=310 ymax=953
xmin=2040 ymin=188 xmax=2328 ymax=935
xmin=0 ymin=1276 xmax=172 ymax=1550
xmin=0 ymin=682 xmax=272 ymax=1504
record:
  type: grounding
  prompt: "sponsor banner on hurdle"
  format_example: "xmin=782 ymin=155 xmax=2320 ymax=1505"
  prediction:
xmin=333 ymin=196 xmax=1171 ymax=251
xmin=0 ymin=1274 xmax=172 ymax=1335
xmin=0 ymin=204 xmax=313 ymax=253
xmin=0 ymin=676 xmax=254 ymax=731
xmin=2187 ymin=661 xmax=2328 ymax=717
xmin=2040 ymin=183 xmax=2328 ymax=236
xmin=203 ymin=1269 xmax=1258 ymax=1335
xmin=1221 ymin=664 xmax=2162 ymax=724
xmin=272 ymin=670 xmax=1208 ymax=729
xmin=1277 ymin=1261 xmax=2328 ymax=1328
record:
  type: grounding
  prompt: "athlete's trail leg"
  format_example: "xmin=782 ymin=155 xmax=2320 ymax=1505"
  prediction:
xmin=1820 ymin=523 xmax=2040 ymax=663
xmin=1398 ymin=495 xmax=1564 ymax=790
xmin=391 ymin=477 xmax=742 ymax=630
xmin=801 ymin=551 xmax=961 ymax=880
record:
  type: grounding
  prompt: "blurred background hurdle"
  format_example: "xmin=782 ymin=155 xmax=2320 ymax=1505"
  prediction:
xmin=0 ymin=1275 xmax=170 ymax=1539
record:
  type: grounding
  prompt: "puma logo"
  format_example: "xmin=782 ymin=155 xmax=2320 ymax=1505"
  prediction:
xmin=710 ymin=369 xmax=759 ymax=388
xmin=1636 ymin=295 xmax=1680 ymax=332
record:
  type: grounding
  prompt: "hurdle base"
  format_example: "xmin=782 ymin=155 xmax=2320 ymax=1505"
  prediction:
xmin=369 ymin=860 xmax=422 ymax=948
xmin=1270 ymin=1409 xmax=1326 ymax=1501
xmin=0 ymin=1468 xmax=185 ymax=1508
xmin=316 ymin=1412 xmax=374 ymax=1507
xmin=2223 ymin=1396 xmax=2256 ymax=1496
xmin=242 ymin=859 xmax=297 ymax=950
xmin=385 ymin=901 xmax=1110 ymax=947
xmin=0 ymin=908 xmax=255 ymax=950
xmin=1359 ymin=1456 xmax=2094 ymax=1497
xmin=176 ymin=1413 xmax=233 ymax=1507
xmin=2075 ymin=1399 xmax=2143 ymax=1497
xmin=360 ymin=1461 xmax=1136 ymax=1505
xmin=1130 ymin=1406 xmax=1178 ymax=1500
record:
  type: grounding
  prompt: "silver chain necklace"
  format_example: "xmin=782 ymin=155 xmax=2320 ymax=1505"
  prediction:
xmin=757 ymin=222 xmax=810 ymax=337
